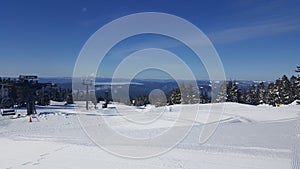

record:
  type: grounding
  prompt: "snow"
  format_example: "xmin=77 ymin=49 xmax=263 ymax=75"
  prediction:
xmin=0 ymin=101 xmax=299 ymax=169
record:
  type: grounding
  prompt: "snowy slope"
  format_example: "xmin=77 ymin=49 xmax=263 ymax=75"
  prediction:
xmin=0 ymin=102 xmax=299 ymax=169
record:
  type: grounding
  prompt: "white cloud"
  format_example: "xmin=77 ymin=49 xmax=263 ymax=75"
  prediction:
xmin=208 ymin=2 xmax=300 ymax=44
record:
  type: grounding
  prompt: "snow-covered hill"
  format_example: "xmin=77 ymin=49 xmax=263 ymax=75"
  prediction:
xmin=0 ymin=102 xmax=299 ymax=169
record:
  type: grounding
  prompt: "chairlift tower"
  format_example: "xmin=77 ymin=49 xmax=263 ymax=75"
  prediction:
xmin=19 ymin=75 xmax=39 ymax=115
xmin=82 ymin=79 xmax=94 ymax=110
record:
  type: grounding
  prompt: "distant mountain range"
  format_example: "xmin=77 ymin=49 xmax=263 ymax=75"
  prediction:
xmin=38 ymin=77 xmax=271 ymax=98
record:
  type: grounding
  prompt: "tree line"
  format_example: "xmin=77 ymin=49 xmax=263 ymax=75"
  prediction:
xmin=132 ymin=66 xmax=300 ymax=107
xmin=2 ymin=66 xmax=299 ymax=108
xmin=221 ymin=66 xmax=300 ymax=106
xmin=132 ymin=83 xmax=210 ymax=107
xmin=218 ymin=74 xmax=299 ymax=106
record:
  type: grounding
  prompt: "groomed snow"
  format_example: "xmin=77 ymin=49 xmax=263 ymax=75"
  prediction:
xmin=0 ymin=101 xmax=299 ymax=169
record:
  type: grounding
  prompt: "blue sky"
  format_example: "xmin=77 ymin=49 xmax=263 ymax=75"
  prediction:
xmin=0 ymin=0 xmax=300 ymax=80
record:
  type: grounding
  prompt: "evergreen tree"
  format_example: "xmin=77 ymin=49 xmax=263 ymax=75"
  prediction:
xmin=291 ymin=75 xmax=300 ymax=100
xmin=257 ymin=82 xmax=266 ymax=104
xmin=296 ymin=66 xmax=300 ymax=73
xmin=215 ymin=81 xmax=227 ymax=103
xmin=265 ymin=82 xmax=276 ymax=106
xmin=170 ymin=88 xmax=181 ymax=104
xmin=245 ymin=85 xmax=259 ymax=105
xmin=169 ymin=84 xmax=209 ymax=105
xmin=226 ymin=80 xmax=234 ymax=102
xmin=279 ymin=75 xmax=294 ymax=104
xmin=134 ymin=95 xmax=149 ymax=106
xmin=149 ymin=91 xmax=167 ymax=107
xmin=187 ymin=84 xmax=200 ymax=104
xmin=231 ymin=81 xmax=240 ymax=102
xmin=239 ymin=89 xmax=247 ymax=104
xmin=180 ymin=83 xmax=188 ymax=104
xmin=274 ymin=79 xmax=281 ymax=105
xmin=199 ymin=91 xmax=209 ymax=103
xmin=292 ymin=66 xmax=300 ymax=100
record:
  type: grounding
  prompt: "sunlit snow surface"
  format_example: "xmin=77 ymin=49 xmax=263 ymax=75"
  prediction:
xmin=0 ymin=101 xmax=299 ymax=169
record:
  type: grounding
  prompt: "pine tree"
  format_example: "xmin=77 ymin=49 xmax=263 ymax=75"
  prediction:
xmin=180 ymin=83 xmax=188 ymax=104
xmin=239 ymin=89 xmax=247 ymax=104
xmin=265 ymin=82 xmax=276 ymax=106
xmin=231 ymin=81 xmax=240 ymax=102
xmin=257 ymin=82 xmax=266 ymax=104
xmin=187 ymin=83 xmax=200 ymax=104
xmin=215 ymin=81 xmax=227 ymax=103
xmin=170 ymin=83 xmax=200 ymax=105
xmin=199 ymin=91 xmax=209 ymax=103
xmin=224 ymin=80 xmax=240 ymax=102
xmin=226 ymin=80 xmax=233 ymax=102
xmin=134 ymin=95 xmax=149 ymax=106
xmin=170 ymin=88 xmax=181 ymax=104
xmin=293 ymin=66 xmax=300 ymax=100
xmin=245 ymin=85 xmax=259 ymax=105
xmin=296 ymin=66 xmax=300 ymax=73
xmin=148 ymin=90 xmax=167 ymax=107
xmin=273 ymin=79 xmax=282 ymax=105
xmin=279 ymin=75 xmax=293 ymax=104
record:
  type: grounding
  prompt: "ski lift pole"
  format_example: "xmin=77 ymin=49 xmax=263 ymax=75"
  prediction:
xmin=26 ymin=88 xmax=36 ymax=115
xmin=83 ymin=79 xmax=93 ymax=110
